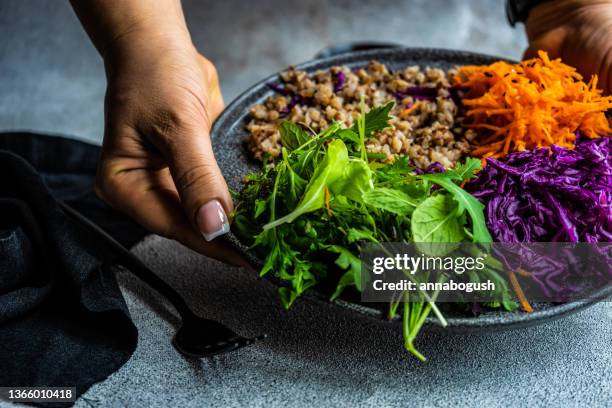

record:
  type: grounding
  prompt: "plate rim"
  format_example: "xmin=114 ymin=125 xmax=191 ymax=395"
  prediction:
xmin=211 ymin=47 xmax=612 ymax=332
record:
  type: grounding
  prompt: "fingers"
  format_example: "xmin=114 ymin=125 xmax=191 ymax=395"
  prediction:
xmin=150 ymin=108 xmax=233 ymax=242
xmin=96 ymin=42 xmax=238 ymax=263
xmin=96 ymin=158 xmax=249 ymax=267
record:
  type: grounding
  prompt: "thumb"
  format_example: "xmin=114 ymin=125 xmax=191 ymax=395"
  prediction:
xmin=166 ymin=130 xmax=233 ymax=242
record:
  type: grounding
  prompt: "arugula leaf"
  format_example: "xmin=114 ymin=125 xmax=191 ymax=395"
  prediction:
xmin=330 ymin=270 xmax=355 ymax=301
xmin=363 ymin=187 xmax=419 ymax=215
xmin=254 ymin=198 xmax=268 ymax=219
xmin=281 ymin=148 xmax=307 ymax=207
xmin=264 ymin=139 xmax=349 ymax=229
xmin=326 ymin=245 xmax=362 ymax=291
xmin=259 ymin=238 xmax=280 ymax=277
xmin=441 ymin=157 xmax=482 ymax=181
xmin=346 ymin=228 xmax=378 ymax=243
xmin=335 ymin=128 xmax=360 ymax=144
xmin=284 ymin=168 xmax=307 ymax=208
xmin=278 ymin=254 xmax=316 ymax=308
xmin=231 ymin=213 xmax=259 ymax=246
xmin=376 ymin=155 xmax=412 ymax=177
xmin=351 ymin=100 xmax=395 ymax=138
xmin=411 ymin=194 xmax=466 ymax=243
xmin=293 ymin=149 xmax=317 ymax=177
xmin=419 ymin=174 xmax=492 ymax=243
xmin=278 ymin=287 xmax=296 ymax=309
xmin=279 ymin=121 xmax=311 ymax=151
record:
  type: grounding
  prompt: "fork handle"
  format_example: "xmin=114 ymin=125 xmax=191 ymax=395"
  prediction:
xmin=58 ymin=200 xmax=195 ymax=320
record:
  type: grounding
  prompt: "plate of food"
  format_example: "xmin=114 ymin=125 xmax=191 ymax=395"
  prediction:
xmin=211 ymin=47 xmax=612 ymax=361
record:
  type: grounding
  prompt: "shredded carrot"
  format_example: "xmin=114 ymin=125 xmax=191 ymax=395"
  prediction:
xmin=399 ymin=102 xmax=420 ymax=118
xmin=324 ymin=186 xmax=331 ymax=215
xmin=455 ymin=50 xmax=612 ymax=158
xmin=508 ymin=270 xmax=533 ymax=313
xmin=516 ymin=268 xmax=532 ymax=278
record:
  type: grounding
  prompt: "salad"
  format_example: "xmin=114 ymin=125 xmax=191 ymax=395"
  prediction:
xmin=232 ymin=52 xmax=612 ymax=361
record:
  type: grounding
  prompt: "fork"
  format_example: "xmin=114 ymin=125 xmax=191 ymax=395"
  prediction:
xmin=58 ymin=200 xmax=266 ymax=358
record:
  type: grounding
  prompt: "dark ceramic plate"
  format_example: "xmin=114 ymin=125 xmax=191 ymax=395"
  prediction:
xmin=211 ymin=47 xmax=612 ymax=332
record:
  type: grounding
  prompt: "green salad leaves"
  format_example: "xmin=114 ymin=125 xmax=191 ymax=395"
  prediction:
xmin=233 ymin=101 xmax=513 ymax=360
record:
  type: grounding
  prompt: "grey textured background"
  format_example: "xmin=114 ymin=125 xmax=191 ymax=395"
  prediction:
xmin=0 ymin=1 xmax=610 ymax=407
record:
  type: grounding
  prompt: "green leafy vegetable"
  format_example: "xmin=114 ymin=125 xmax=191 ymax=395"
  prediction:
xmin=438 ymin=157 xmax=481 ymax=181
xmin=363 ymin=187 xmax=419 ymax=216
xmin=419 ymin=174 xmax=492 ymax=243
xmin=326 ymin=245 xmax=362 ymax=292
xmin=279 ymin=121 xmax=311 ymax=151
xmin=264 ymin=139 xmax=348 ymax=229
xmin=411 ymin=194 xmax=466 ymax=243
xmin=346 ymin=228 xmax=379 ymax=243
xmin=329 ymin=159 xmax=373 ymax=202
xmin=233 ymin=102 xmax=509 ymax=361
xmin=351 ymin=100 xmax=395 ymax=138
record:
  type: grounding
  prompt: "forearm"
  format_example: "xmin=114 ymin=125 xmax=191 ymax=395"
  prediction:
xmin=69 ymin=0 xmax=191 ymax=58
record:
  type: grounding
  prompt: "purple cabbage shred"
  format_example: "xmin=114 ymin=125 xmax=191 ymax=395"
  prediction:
xmin=467 ymin=137 xmax=612 ymax=300
xmin=414 ymin=161 xmax=446 ymax=175
xmin=394 ymin=86 xmax=438 ymax=101
xmin=466 ymin=137 xmax=612 ymax=243
xmin=268 ymin=82 xmax=313 ymax=116
xmin=333 ymin=71 xmax=346 ymax=93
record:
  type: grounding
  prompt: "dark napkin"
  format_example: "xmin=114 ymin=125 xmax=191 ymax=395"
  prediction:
xmin=0 ymin=133 xmax=148 ymax=406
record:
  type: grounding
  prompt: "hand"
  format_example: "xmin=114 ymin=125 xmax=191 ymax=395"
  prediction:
xmin=96 ymin=29 xmax=244 ymax=265
xmin=524 ymin=0 xmax=612 ymax=93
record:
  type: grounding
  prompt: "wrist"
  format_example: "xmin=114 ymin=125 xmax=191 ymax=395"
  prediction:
xmin=71 ymin=0 xmax=192 ymax=60
xmin=103 ymin=25 xmax=196 ymax=78
xmin=103 ymin=18 xmax=192 ymax=58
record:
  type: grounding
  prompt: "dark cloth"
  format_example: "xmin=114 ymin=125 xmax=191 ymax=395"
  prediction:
xmin=0 ymin=133 xmax=148 ymax=406
xmin=0 ymin=132 xmax=146 ymax=247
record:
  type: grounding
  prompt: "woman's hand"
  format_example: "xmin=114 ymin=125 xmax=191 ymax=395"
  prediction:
xmin=524 ymin=0 xmax=612 ymax=93
xmin=71 ymin=0 xmax=246 ymax=265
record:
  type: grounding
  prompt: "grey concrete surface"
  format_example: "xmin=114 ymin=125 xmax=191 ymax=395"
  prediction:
xmin=0 ymin=1 xmax=610 ymax=407
xmin=88 ymin=237 xmax=611 ymax=407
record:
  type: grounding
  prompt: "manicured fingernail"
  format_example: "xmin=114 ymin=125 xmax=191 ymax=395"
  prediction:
xmin=196 ymin=200 xmax=230 ymax=241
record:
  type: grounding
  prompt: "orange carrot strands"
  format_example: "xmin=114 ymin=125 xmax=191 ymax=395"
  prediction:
xmin=324 ymin=186 xmax=331 ymax=216
xmin=471 ymin=141 xmax=504 ymax=156
xmin=455 ymin=50 xmax=612 ymax=159
xmin=399 ymin=102 xmax=420 ymax=118
xmin=516 ymin=268 xmax=532 ymax=278
xmin=508 ymin=270 xmax=534 ymax=313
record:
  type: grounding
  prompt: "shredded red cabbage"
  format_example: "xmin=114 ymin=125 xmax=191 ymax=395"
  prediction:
xmin=466 ymin=137 xmax=612 ymax=243
xmin=267 ymin=82 xmax=289 ymax=95
xmin=394 ymin=86 xmax=438 ymax=101
xmin=268 ymin=82 xmax=313 ymax=116
xmin=414 ymin=161 xmax=446 ymax=174
xmin=333 ymin=71 xmax=346 ymax=93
